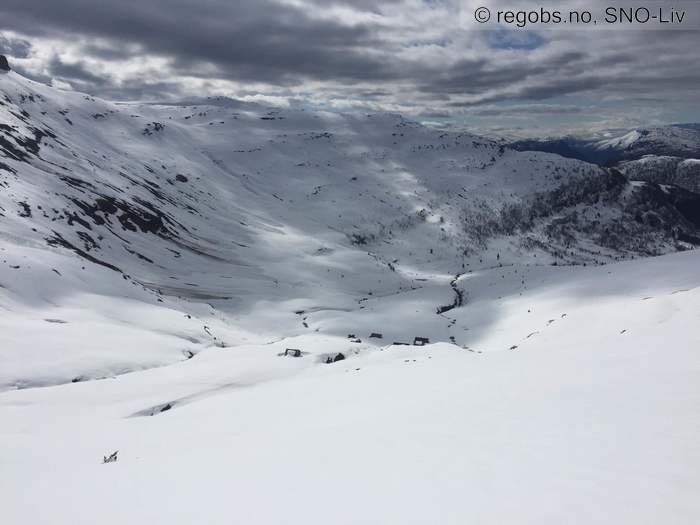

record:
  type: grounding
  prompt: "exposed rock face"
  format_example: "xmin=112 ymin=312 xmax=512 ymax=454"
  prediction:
xmin=0 ymin=55 xmax=10 ymax=72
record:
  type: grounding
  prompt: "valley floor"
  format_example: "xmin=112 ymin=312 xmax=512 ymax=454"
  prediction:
xmin=0 ymin=253 xmax=700 ymax=525
xmin=2 ymin=251 xmax=700 ymax=524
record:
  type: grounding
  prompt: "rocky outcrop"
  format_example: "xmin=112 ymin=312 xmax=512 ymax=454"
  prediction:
xmin=488 ymin=169 xmax=700 ymax=262
xmin=0 ymin=55 xmax=10 ymax=72
xmin=618 ymin=156 xmax=700 ymax=194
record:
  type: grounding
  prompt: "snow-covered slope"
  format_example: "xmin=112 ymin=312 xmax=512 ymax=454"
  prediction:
xmin=1 ymin=69 xmax=699 ymax=388
xmin=2 ymin=249 xmax=699 ymax=524
xmin=595 ymin=125 xmax=700 ymax=160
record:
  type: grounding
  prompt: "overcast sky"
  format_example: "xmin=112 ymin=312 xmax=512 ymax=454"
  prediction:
xmin=1 ymin=0 xmax=699 ymax=137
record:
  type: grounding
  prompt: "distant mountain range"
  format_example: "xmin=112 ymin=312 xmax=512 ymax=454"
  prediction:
xmin=511 ymin=124 xmax=700 ymax=165
xmin=511 ymin=124 xmax=700 ymax=196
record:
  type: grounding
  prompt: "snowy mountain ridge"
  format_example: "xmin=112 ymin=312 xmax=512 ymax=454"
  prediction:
xmin=512 ymin=123 xmax=700 ymax=165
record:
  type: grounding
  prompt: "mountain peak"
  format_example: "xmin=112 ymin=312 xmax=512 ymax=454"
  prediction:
xmin=0 ymin=55 xmax=10 ymax=72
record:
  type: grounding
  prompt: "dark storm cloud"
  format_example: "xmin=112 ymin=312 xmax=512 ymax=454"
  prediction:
xmin=81 ymin=43 xmax=141 ymax=61
xmin=0 ymin=0 xmax=698 ymax=134
xmin=304 ymin=0 xmax=403 ymax=10
xmin=97 ymin=81 xmax=192 ymax=102
xmin=515 ymin=76 xmax=605 ymax=101
xmin=48 ymin=56 xmax=109 ymax=86
xmin=0 ymin=0 xmax=394 ymax=85
xmin=0 ymin=35 xmax=31 ymax=58
xmin=0 ymin=0 xmax=597 ymax=99
xmin=418 ymin=57 xmax=545 ymax=95
xmin=468 ymin=104 xmax=584 ymax=116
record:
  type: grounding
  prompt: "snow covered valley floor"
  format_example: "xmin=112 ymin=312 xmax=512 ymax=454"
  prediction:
xmin=2 ymin=250 xmax=699 ymax=525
